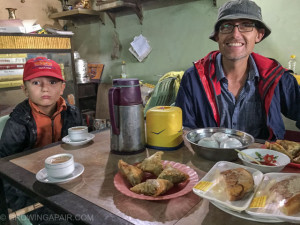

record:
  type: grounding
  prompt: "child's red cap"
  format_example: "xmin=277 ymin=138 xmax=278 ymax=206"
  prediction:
xmin=23 ymin=57 xmax=65 ymax=81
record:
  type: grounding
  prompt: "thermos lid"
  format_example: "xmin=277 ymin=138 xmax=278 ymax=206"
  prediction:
xmin=110 ymin=78 xmax=142 ymax=106
xmin=112 ymin=78 xmax=140 ymax=87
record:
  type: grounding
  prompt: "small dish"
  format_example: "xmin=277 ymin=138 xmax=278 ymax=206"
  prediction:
xmin=193 ymin=161 xmax=263 ymax=212
xmin=238 ymin=149 xmax=290 ymax=173
xmin=36 ymin=162 xmax=84 ymax=184
xmin=62 ymin=133 xmax=95 ymax=146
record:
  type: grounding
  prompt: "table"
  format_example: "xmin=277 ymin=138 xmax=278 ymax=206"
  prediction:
xmin=0 ymin=129 xmax=296 ymax=225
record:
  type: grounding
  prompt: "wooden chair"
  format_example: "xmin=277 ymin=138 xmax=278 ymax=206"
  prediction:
xmin=9 ymin=203 xmax=43 ymax=225
xmin=0 ymin=115 xmax=43 ymax=224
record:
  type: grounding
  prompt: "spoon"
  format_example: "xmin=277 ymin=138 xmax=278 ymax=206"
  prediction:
xmin=234 ymin=149 xmax=262 ymax=165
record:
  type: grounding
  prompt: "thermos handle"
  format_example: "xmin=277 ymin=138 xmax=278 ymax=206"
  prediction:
xmin=108 ymin=87 xmax=120 ymax=135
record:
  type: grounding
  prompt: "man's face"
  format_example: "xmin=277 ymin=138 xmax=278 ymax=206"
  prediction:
xmin=215 ymin=19 xmax=265 ymax=62
xmin=23 ymin=76 xmax=65 ymax=113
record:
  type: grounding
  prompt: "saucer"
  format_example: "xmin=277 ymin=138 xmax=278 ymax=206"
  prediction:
xmin=62 ymin=133 xmax=95 ymax=146
xmin=36 ymin=162 xmax=84 ymax=184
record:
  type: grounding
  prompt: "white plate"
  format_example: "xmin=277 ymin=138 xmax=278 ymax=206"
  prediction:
xmin=211 ymin=201 xmax=283 ymax=223
xmin=62 ymin=133 xmax=95 ymax=146
xmin=193 ymin=161 xmax=263 ymax=212
xmin=246 ymin=173 xmax=300 ymax=223
xmin=36 ymin=162 xmax=84 ymax=184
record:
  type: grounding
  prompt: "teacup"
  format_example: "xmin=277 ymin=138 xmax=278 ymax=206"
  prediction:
xmin=68 ymin=126 xmax=88 ymax=142
xmin=45 ymin=153 xmax=74 ymax=178
xmin=93 ymin=119 xmax=106 ymax=130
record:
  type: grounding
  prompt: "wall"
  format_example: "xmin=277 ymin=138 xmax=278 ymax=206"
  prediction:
xmin=2 ymin=0 xmax=298 ymax=84
xmin=73 ymin=0 xmax=217 ymax=84
xmin=71 ymin=0 xmax=300 ymax=84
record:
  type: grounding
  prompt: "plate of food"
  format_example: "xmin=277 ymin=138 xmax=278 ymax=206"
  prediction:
xmin=264 ymin=140 xmax=300 ymax=168
xmin=245 ymin=173 xmax=300 ymax=223
xmin=114 ymin=151 xmax=199 ymax=200
xmin=193 ymin=161 xmax=264 ymax=212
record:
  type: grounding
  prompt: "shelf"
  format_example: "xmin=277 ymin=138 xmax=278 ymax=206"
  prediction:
xmin=96 ymin=0 xmax=143 ymax=28
xmin=50 ymin=8 xmax=105 ymax=24
xmin=77 ymin=82 xmax=98 ymax=99
xmin=49 ymin=1 xmax=142 ymax=28
xmin=0 ymin=34 xmax=72 ymax=50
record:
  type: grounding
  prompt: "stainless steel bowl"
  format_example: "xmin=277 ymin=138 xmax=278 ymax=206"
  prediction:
xmin=186 ymin=127 xmax=254 ymax=161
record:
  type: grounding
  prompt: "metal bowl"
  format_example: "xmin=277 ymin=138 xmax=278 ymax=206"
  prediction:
xmin=186 ymin=127 xmax=254 ymax=161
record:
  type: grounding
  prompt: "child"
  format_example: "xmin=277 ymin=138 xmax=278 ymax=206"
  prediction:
xmin=0 ymin=56 xmax=82 ymax=157
xmin=0 ymin=57 xmax=82 ymax=218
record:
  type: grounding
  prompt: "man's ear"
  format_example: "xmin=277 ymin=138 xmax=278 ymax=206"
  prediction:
xmin=214 ymin=32 xmax=219 ymax=42
xmin=255 ymin=28 xmax=265 ymax=43
xmin=21 ymin=83 xmax=29 ymax=97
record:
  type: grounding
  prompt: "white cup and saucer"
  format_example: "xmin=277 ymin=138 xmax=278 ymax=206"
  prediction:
xmin=62 ymin=126 xmax=95 ymax=146
xmin=36 ymin=153 xmax=84 ymax=184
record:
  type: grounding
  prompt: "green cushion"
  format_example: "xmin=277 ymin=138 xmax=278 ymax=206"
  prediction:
xmin=144 ymin=77 xmax=177 ymax=116
xmin=0 ymin=115 xmax=9 ymax=139
xmin=16 ymin=215 xmax=33 ymax=225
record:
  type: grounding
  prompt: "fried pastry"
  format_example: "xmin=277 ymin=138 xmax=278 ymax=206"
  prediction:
xmin=220 ymin=168 xmax=254 ymax=201
xmin=293 ymin=155 xmax=300 ymax=164
xmin=118 ymin=160 xmax=144 ymax=186
xmin=157 ymin=164 xmax=189 ymax=184
xmin=137 ymin=151 xmax=164 ymax=176
xmin=130 ymin=179 xmax=174 ymax=196
xmin=276 ymin=140 xmax=300 ymax=157
xmin=265 ymin=141 xmax=293 ymax=160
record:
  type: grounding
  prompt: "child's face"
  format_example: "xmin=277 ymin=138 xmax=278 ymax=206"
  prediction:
xmin=23 ymin=76 xmax=66 ymax=112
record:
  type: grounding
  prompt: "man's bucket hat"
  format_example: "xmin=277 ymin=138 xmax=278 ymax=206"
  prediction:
xmin=209 ymin=0 xmax=271 ymax=41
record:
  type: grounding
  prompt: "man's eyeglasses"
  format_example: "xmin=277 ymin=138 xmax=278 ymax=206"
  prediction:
xmin=219 ymin=23 xmax=256 ymax=34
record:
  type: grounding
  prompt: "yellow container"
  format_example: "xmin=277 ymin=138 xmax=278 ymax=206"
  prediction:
xmin=294 ymin=74 xmax=300 ymax=85
xmin=146 ymin=106 xmax=183 ymax=150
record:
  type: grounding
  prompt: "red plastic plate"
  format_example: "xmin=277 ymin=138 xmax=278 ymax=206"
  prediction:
xmin=114 ymin=160 xmax=199 ymax=200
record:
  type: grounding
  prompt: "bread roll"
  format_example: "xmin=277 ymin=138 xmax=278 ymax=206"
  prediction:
xmin=220 ymin=168 xmax=254 ymax=201
xmin=269 ymin=176 xmax=300 ymax=216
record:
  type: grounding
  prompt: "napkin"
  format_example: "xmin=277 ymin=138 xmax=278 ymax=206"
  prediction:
xmin=129 ymin=34 xmax=152 ymax=62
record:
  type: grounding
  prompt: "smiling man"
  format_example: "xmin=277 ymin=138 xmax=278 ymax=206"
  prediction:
xmin=175 ymin=0 xmax=300 ymax=140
